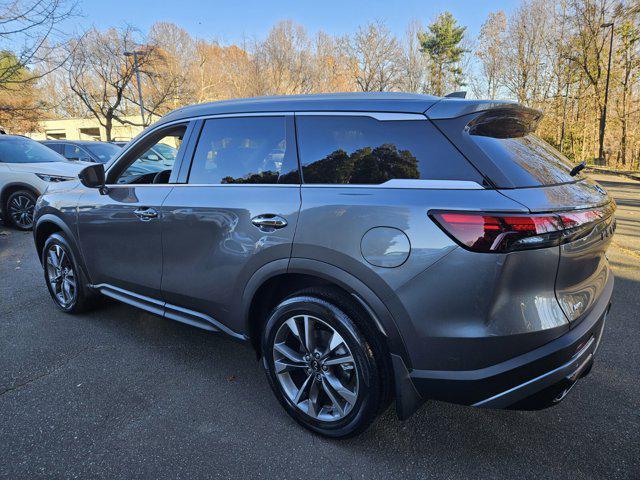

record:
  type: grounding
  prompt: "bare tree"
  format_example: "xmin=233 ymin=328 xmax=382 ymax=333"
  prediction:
xmin=312 ymin=31 xmax=354 ymax=93
xmin=0 ymin=0 xmax=76 ymax=89
xmin=254 ymin=20 xmax=313 ymax=95
xmin=476 ymin=11 xmax=507 ymax=98
xmin=400 ymin=20 xmax=428 ymax=93
xmin=66 ymin=26 xmax=154 ymax=140
xmin=346 ymin=20 xmax=403 ymax=92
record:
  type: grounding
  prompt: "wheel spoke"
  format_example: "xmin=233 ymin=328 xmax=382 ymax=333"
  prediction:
xmin=284 ymin=318 xmax=306 ymax=352
xmin=303 ymin=315 xmax=315 ymax=353
xmin=294 ymin=373 xmax=313 ymax=404
xmin=321 ymin=378 xmax=345 ymax=416
xmin=48 ymin=249 xmax=59 ymax=268
xmin=322 ymin=330 xmax=346 ymax=359
xmin=324 ymin=371 xmax=357 ymax=406
xmin=323 ymin=354 xmax=354 ymax=367
xmin=306 ymin=378 xmax=320 ymax=418
xmin=273 ymin=342 xmax=304 ymax=363
xmin=274 ymin=358 xmax=306 ymax=374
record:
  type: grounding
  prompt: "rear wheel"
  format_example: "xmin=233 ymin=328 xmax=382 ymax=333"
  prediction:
xmin=42 ymin=232 xmax=96 ymax=313
xmin=262 ymin=288 xmax=391 ymax=438
xmin=6 ymin=190 xmax=37 ymax=230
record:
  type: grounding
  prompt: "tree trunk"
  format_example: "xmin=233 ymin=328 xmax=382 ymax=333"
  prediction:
xmin=104 ymin=116 xmax=113 ymax=142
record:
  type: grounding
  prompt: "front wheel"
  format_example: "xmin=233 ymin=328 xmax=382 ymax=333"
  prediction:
xmin=5 ymin=190 xmax=37 ymax=230
xmin=262 ymin=288 xmax=391 ymax=438
xmin=42 ymin=232 xmax=97 ymax=313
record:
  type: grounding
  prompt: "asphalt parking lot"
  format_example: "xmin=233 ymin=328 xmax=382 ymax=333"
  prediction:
xmin=0 ymin=173 xmax=638 ymax=479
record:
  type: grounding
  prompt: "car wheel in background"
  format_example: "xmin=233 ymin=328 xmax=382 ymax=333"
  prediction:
xmin=6 ymin=190 xmax=37 ymax=230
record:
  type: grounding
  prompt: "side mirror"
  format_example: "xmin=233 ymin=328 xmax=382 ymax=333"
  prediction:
xmin=147 ymin=154 xmax=160 ymax=161
xmin=78 ymin=163 xmax=108 ymax=194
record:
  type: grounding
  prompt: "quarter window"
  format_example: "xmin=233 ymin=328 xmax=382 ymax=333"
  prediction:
xmin=296 ymin=115 xmax=484 ymax=185
xmin=188 ymin=116 xmax=298 ymax=185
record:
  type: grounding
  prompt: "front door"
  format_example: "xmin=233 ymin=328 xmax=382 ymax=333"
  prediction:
xmin=76 ymin=122 xmax=192 ymax=298
xmin=160 ymin=115 xmax=301 ymax=333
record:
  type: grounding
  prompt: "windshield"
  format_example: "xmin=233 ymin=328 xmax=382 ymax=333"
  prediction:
xmin=0 ymin=137 xmax=67 ymax=163
xmin=470 ymin=134 xmax=583 ymax=187
xmin=85 ymin=143 xmax=122 ymax=163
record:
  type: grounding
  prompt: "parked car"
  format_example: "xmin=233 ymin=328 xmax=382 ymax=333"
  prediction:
xmin=32 ymin=93 xmax=616 ymax=438
xmin=109 ymin=140 xmax=178 ymax=182
xmin=41 ymin=140 xmax=122 ymax=164
xmin=0 ymin=135 xmax=87 ymax=230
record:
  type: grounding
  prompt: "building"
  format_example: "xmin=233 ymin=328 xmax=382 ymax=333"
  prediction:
xmin=25 ymin=115 xmax=156 ymax=142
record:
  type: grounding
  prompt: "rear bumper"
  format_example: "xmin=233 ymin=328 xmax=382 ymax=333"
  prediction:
xmin=394 ymin=273 xmax=613 ymax=419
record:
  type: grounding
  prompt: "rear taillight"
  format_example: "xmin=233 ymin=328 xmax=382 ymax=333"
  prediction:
xmin=430 ymin=204 xmax=614 ymax=253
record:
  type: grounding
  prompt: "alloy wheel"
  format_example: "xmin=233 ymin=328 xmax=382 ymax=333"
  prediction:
xmin=8 ymin=194 xmax=35 ymax=229
xmin=45 ymin=244 xmax=77 ymax=308
xmin=272 ymin=314 xmax=359 ymax=422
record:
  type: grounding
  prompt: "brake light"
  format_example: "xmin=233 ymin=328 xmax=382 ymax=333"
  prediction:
xmin=430 ymin=204 xmax=614 ymax=253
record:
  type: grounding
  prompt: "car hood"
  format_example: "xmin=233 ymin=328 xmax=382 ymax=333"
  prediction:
xmin=6 ymin=161 xmax=89 ymax=176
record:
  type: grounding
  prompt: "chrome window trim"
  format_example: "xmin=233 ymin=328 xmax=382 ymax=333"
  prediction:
xmin=295 ymin=111 xmax=427 ymax=121
xmin=102 ymin=180 xmax=483 ymax=190
xmin=103 ymin=183 xmax=299 ymax=189
xmin=301 ymin=180 xmax=484 ymax=190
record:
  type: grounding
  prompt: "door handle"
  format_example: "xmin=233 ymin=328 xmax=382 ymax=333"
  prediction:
xmin=133 ymin=207 xmax=159 ymax=221
xmin=251 ymin=214 xmax=288 ymax=230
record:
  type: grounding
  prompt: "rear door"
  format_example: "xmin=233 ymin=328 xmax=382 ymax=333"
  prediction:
xmin=160 ymin=114 xmax=301 ymax=334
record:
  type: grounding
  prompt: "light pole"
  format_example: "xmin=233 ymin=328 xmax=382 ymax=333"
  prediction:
xmin=124 ymin=50 xmax=146 ymax=127
xmin=598 ymin=22 xmax=614 ymax=165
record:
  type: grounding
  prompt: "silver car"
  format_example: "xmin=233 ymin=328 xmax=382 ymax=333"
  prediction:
xmin=32 ymin=93 xmax=615 ymax=438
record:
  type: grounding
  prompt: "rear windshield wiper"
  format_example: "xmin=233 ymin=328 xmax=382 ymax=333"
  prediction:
xmin=570 ymin=161 xmax=586 ymax=176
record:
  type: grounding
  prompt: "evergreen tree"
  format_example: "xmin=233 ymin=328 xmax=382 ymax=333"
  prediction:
xmin=419 ymin=12 xmax=468 ymax=96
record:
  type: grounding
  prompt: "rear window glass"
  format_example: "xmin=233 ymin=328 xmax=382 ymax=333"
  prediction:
xmin=470 ymin=134 xmax=582 ymax=187
xmin=296 ymin=116 xmax=484 ymax=185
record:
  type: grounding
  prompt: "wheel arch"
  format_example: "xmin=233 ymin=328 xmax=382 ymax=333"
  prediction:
xmin=1 ymin=182 xmax=40 ymax=215
xmin=241 ymin=258 xmax=411 ymax=367
xmin=33 ymin=214 xmax=91 ymax=282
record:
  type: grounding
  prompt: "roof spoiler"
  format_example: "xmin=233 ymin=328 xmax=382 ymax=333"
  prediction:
xmin=426 ymin=100 xmax=543 ymax=137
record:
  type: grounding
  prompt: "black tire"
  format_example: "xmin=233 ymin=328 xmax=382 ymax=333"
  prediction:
xmin=5 ymin=190 xmax=37 ymax=230
xmin=42 ymin=232 xmax=97 ymax=313
xmin=262 ymin=287 xmax=392 ymax=438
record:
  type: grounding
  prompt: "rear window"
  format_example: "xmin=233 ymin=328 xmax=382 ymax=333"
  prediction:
xmin=470 ymin=133 xmax=581 ymax=188
xmin=85 ymin=143 xmax=121 ymax=162
xmin=296 ymin=116 xmax=484 ymax=185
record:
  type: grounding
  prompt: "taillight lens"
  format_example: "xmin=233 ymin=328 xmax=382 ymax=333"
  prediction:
xmin=430 ymin=204 xmax=614 ymax=253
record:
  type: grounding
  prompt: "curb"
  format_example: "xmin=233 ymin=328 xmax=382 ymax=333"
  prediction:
xmin=587 ymin=167 xmax=640 ymax=182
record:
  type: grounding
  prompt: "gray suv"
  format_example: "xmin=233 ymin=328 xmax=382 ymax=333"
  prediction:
xmin=32 ymin=93 xmax=615 ymax=438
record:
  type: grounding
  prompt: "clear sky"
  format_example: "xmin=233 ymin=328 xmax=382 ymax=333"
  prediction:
xmin=64 ymin=0 xmax=522 ymax=43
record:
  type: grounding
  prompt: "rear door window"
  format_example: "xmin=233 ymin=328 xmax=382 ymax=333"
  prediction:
xmin=188 ymin=116 xmax=299 ymax=185
xmin=295 ymin=115 xmax=484 ymax=185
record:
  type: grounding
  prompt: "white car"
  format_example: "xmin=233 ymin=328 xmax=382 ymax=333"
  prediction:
xmin=0 ymin=135 xmax=88 ymax=230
